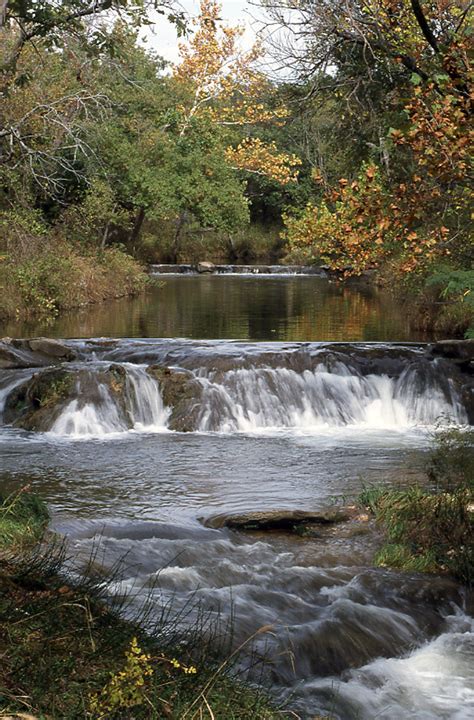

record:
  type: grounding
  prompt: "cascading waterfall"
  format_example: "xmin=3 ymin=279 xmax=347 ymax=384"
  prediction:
xmin=5 ymin=346 xmax=468 ymax=437
xmin=49 ymin=365 xmax=169 ymax=437
xmin=195 ymin=362 xmax=467 ymax=432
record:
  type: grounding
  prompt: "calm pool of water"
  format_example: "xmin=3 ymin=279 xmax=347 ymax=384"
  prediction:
xmin=2 ymin=274 xmax=432 ymax=342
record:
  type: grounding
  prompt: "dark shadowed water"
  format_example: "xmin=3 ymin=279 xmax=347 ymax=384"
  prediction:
xmin=2 ymin=274 xmax=433 ymax=342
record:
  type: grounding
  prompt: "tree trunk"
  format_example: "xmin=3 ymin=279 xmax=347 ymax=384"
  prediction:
xmin=226 ymin=233 xmax=237 ymax=262
xmin=171 ymin=211 xmax=187 ymax=263
xmin=101 ymin=221 xmax=111 ymax=250
xmin=0 ymin=1 xmax=8 ymax=28
xmin=129 ymin=206 xmax=145 ymax=250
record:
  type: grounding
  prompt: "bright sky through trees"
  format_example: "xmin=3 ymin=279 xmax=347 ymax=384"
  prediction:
xmin=143 ymin=0 xmax=256 ymax=63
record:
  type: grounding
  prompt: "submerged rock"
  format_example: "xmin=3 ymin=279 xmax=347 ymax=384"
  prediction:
xmin=203 ymin=508 xmax=354 ymax=532
xmin=147 ymin=365 xmax=203 ymax=431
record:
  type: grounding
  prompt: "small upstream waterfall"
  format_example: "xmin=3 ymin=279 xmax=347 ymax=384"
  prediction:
xmin=49 ymin=366 xmax=169 ymax=437
xmin=195 ymin=362 xmax=467 ymax=432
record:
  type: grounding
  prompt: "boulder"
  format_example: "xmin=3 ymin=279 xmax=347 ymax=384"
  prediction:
xmin=3 ymin=368 xmax=76 ymax=431
xmin=147 ymin=365 xmax=203 ymax=431
xmin=3 ymin=364 xmax=130 ymax=432
xmin=196 ymin=261 xmax=215 ymax=274
xmin=27 ymin=338 xmax=75 ymax=360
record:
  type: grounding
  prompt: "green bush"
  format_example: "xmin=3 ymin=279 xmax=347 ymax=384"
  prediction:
xmin=0 ymin=241 xmax=148 ymax=321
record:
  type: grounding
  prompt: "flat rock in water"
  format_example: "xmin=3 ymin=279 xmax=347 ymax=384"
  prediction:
xmin=203 ymin=508 xmax=353 ymax=531
xmin=196 ymin=261 xmax=215 ymax=273
xmin=0 ymin=337 xmax=76 ymax=368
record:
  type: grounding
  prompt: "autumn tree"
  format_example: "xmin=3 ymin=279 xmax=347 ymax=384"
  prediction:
xmin=173 ymin=0 xmax=301 ymax=179
xmin=279 ymin=1 xmax=472 ymax=284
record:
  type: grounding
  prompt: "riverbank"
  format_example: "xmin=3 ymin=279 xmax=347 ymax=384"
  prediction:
xmin=0 ymin=242 xmax=148 ymax=323
xmin=0 ymin=488 xmax=285 ymax=719
xmin=359 ymin=427 xmax=474 ymax=587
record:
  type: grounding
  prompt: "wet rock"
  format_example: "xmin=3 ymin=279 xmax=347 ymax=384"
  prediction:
xmin=196 ymin=261 xmax=215 ymax=273
xmin=27 ymin=338 xmax=75 ymax=360
xmin=147 ymin=365 xmax=203 ymax=431
xmin=429 ymin=339 xmax=474 ymax=372
xmin=3 ymin=364 xmax=130 ymax=432
xmin=3 ymin=368 xmax=76 ymax=430
xmin=203 ymin=508 xmax=353 ymax=532
xmin=0 ymin=337 xmax=76 ymax=369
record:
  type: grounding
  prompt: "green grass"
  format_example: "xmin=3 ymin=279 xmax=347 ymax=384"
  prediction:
xmin=0 ymin=488 xmax=49 ymax=551
xmin=359 ymin=429 xmax=473 ymax=586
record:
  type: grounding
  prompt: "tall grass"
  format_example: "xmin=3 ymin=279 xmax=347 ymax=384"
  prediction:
xmin=359 ymin=428 xmax=474 ymax=586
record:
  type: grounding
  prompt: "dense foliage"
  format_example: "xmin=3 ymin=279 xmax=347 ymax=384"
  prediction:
xmin=0 ymin=0 xmax=301 ymax=319
xmin=265 ymin=0 xmax=473 ymax=334
xmin=0 ymin=0 xmax=472 ymax=331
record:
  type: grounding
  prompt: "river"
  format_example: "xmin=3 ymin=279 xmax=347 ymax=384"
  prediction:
xmin=1 ymin=270 xmax=472 ymax=719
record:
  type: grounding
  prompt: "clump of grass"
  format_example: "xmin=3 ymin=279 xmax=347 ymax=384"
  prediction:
xmin=359 ymin=428 xmax=473 ymax=586
xmin=0 ymin=490 xmax=285 ymax=719
xmin=0 ymin=487 xmax=48 ymax=551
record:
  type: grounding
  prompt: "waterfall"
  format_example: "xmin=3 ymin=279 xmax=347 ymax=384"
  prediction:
xmin=4 ymin=349 xmax=467 ymax=438
xmin=49 ymin=366 xmax=169 ymax=437
xmin=195 ymin=362 xmax=467 ymax=432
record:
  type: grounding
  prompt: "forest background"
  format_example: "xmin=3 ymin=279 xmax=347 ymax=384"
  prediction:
xmin=0 ymin=0 xmax=472 ymax=336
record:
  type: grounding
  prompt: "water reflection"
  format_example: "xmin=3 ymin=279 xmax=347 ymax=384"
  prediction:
xmin=2 ymin=275 xmax=433 ymax=341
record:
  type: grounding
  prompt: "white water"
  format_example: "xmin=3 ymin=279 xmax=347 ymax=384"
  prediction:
xmin=195 ymin=363 xmax=466 ymax=432
xmin=42 ymin=360 xmax=467 ymax=437
xmin=307 ymin=621 xmax=474 ymax=719
xmin=49 ymin=365 xmax=169 ymax=437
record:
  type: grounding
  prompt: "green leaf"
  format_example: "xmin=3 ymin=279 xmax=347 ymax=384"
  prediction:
xmin=410 ymin=73 xmax=422 ymax=86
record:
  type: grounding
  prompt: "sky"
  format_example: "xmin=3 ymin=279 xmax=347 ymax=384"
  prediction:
xmin=143 ymin=0 xmax=258 ymax=65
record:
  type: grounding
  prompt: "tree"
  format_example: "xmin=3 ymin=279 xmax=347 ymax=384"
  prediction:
xmin=0 ymin=0 xmax=184 ymax=79
xmin=276 ymin=1 xmax=472 ymax=278
xmin=173 ymin=0 xmax=301 ymax=184
xmin=260 ymin=0 xmax=473 ymax=96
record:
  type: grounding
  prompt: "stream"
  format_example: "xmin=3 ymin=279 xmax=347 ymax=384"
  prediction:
xmin=1 ymin=271 xmax=473 ymax=719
